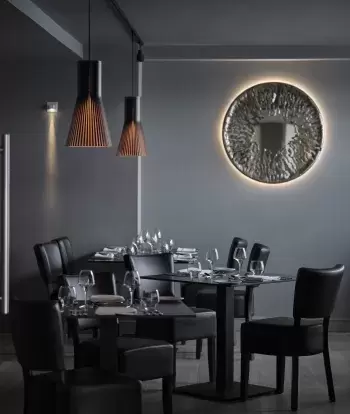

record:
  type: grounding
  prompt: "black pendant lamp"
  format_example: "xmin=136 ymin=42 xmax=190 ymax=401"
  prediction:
xmin=117 ymin=38 xmax=146 ymax=156
xmin=66 ymin=0 xmax=111 ymax=147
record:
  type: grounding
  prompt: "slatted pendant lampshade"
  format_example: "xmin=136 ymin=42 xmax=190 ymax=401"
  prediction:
xmin=117 ymin=96 xmax=146 ymax=156
xmin=66 ymin=60 xmax=111 ymax=147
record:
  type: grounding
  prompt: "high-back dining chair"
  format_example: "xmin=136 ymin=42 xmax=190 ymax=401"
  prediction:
xmin=124 ymin=253 xmax=217 ymax=386
xmin=240 ymin=264 xmax=344 ymax=411
xmin=227 ymin=237 xmax=249 ymax=268
xmin=33 ymin=241 xmax=64 ymax=298
xmin=52 ymin=236 xmax=74 ymax=274
xmin=11 ymin=300 xmax=142 ymax=414
xmin=124 ymin=253 xmax=175 ymax=296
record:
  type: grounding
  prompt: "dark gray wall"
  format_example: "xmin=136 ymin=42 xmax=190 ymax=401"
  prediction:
xmin=0 ymin=54 xmax=137 ymax=300
xmin=141 ymin=61 xmax=350 ymax=320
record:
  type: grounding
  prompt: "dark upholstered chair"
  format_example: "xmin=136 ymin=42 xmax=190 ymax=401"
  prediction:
xmin=52 ymin=237 xmax=74 ymax=274
xmin=34 ymin=241 xmax=65 ymax=298
xmin=124 ymin=253 xmax=217 ymax=386
xmin=240 ymin=264 xmax=344 ymax=411
xmin=11 ymin=300 xmax=142 ymax=414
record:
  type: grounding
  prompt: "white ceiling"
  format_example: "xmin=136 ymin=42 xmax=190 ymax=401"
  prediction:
xmin=31 ymin=0 xmax=350 ymax=47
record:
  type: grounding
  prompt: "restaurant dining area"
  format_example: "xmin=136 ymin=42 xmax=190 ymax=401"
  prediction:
xmin=1 ymin=1 xmax=350 ymax=414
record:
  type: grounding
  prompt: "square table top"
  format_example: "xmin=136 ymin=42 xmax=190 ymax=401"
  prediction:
xmin=140 ymin=273 xmax=295 ymax=287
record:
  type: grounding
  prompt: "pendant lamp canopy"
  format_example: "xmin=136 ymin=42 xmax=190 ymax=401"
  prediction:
xmin=66 ymin=0 xmax=111 ymax=147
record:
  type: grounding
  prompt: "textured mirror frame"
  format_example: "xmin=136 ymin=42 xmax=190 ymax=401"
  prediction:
xmin=222 ymin=82 xmax=323 ymax=184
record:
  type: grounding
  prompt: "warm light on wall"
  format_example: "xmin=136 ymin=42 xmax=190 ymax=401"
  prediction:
xmin=46 ymin=113 xmax=57 ymax=209
xmin=216 ymin=76 xmax=327 ymax=188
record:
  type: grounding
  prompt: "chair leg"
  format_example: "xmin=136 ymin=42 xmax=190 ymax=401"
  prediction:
xmin=196 ymin=339 xmax=203 ymax=360
xmin=276 ymin=356 xmax=285 ymax=394
xmin=207 ymin=337 xmax=216 ymax=383
xmin=323 ymin=347 xmax=336 ymax=402
xmin=22 ymin=371 xmax=29 ymax=414
xmin=291 ymin=356 xmax=299 ymax=411
xmin=172 ymin=345 xmax=177 ymax=388
xmin=162 ymin=376 xmax=173 ymax=414
xmin=240 ymin=352 xmax=251 ymax=401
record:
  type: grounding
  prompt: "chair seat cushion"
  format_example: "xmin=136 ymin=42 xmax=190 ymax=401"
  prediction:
xmin=173 ymin=308 xmax=216 ymax=341
xmin=76 ymin=338 xmax=173 ymax=380
xmin=241 ymin=317 xmax=323 ymax=356
xmin=30 ymin=368 xmax=142 ymax=414
xmin=196 ymin=288 xmax=250 ymax=318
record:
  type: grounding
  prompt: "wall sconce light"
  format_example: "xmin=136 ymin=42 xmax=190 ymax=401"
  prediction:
xmin=46 ymin=102 xmax=58 ymax=113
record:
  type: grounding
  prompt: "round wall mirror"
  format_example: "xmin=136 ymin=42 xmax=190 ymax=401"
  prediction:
xmin=222 ymin=82 xmax=323 ymax=184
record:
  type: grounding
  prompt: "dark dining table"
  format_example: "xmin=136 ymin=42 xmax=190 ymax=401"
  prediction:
xmin=139 ymin=273 xmax=295 ymax=402
xmin=95 ymin=301 xmax=196 ymax=373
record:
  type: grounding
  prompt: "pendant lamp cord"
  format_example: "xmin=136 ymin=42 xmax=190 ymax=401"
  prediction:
xmin=88 ymin=0 xmax=91 ymax=61
xmin=131 ymin=32 xmax=135 ymax=96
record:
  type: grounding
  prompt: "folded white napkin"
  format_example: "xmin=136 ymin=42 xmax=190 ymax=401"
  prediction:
xmin=95 ymin=306 xmax=137 ymax=316
xmin=94 ymin=252 xmax=114 ymax=259
xmin=177 ymin=248 xmax=197 ymax=253
xmin=90 ymin=295 xmax=124 ymax=303
xmin=103 ymin=246 xmax=124 ymax=253
xmin=247 ymin=275 xmax=281 ymax=281
xmin=174 ymin=254 xmax=193 ymax=260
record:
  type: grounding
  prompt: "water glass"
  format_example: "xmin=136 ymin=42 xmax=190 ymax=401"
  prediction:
xmin=162 ymin=242 xmax=170 ymax=253
xmin=187 ymin=259 xmax=202 ymax=278
xmin=233 ymin=247 xmax=247 ymax=275
xmin=57 ymin=286 xmax=77 ymax=312
xmin=142 ymin=289 xmax=160 ymax=311
xmin=249 ymin=260 xmax=265 ymax=275
xmin=78 ymin=270 xmax=95 ymax=310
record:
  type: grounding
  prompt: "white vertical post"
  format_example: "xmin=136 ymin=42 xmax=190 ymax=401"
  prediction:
xmin=1 ymin=134 xmax=10 ymax=314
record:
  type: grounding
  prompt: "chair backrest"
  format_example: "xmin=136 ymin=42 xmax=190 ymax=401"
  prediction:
xmin=124 ymin=253 xmax=174 ymax=296
xmin=227 ymin=237 xmax=248 ymax=268
xmin=63 ymin=274 xmax=116 ymax=300
xmin=247 ymin=243 xmax=270 ymax=271
xmin=293 ymin=264 xmax=344 ymax=319
xmin=52 ymin=237 xmax=74 ymax=274
xmin=11 ymin=300 xmax=65 ymax=372
xmin=33 ymin=241 xmax=64 ymax=296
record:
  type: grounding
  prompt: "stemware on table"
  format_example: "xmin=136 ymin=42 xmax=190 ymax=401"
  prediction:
xmin=249 ymin=260 xmax=265 ymax=275
xmin=233 ymin=246 xmax=247 ymax=275
xmin=58 ymin=286 xmax=77 ymax=312
xmin=78 ymin=270 xmax=95 ymax=312
xmin=205 ymin=248 xmax=219 ymax=271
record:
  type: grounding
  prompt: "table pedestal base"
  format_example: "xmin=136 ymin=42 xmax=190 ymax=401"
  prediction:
xmin=175 ymin=382 xmax=277 ymax=402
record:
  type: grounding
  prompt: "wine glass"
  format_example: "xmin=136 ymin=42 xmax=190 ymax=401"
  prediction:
xmin=57 ymin=286 xmax=77 ymax=312
xmin=168 ymin=239 xmax=175 ymax=252
xmin=78 ymin=270 xmax=95 ymax=311
xmin=205 ymin=248 xmax=219 ymax=270
xmin=249 ymin=260 xmax=265 ymax=276
xmin=156 ymin=229 xmax=162 ymax=243
xmin=145 ymin=230 xmax=151 ymax=243
xmin=151 ymin=233 xmax=158 ymax=251
xmin=123 ymin=270 xmax=141 ymax=307
xmin=136 ymin=233 xmax=144 ymax=253
xmin=162 ymin=242 xmax=170 ymax=253
xmin=233 ymin=247 xmax=247 ymax=275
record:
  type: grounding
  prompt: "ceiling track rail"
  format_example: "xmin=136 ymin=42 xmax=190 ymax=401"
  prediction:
xmin=107 ymin=0 xmax=144 ymax=46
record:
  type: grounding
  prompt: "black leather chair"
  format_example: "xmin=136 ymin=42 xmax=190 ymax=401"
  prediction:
xmin=124 ymin=253 xmax=217 ymax=386
xmin=63 ymin=275 xmax=174 ymax=414
xmin=34 ymin=241 xmax=65 ymax=298
xmin=52 ymin=236 xmax=74 ymax=274
xmin=240 ymin=264 xmax=344 ymax=411
xmin=11 ymin=300 xmax=142 ymax=414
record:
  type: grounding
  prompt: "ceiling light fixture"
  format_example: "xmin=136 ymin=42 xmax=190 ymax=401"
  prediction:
xmin=117 ymin=37 xmax=146 ymax=156
xmin=66 ymin=0 xmax=111 ymax=147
